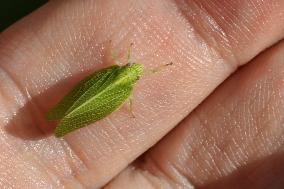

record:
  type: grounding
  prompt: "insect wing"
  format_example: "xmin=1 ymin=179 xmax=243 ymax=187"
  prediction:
xmin=55 ymin=81 xmax=134 ymax=137
xmin=45 ymin=65 xmax=120 ymax=120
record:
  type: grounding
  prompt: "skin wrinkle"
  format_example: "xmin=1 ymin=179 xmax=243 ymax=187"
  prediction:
xmin=143 ymin=1 xmax=220 ymax=78
xmin=235 ymin=107 xmax=254 ymax=159
xmin=63 ymin=134 xmax=106 ymax=188
xmin=63 ymin=112 xmax=135 ymax=186
xmin=67 ymin=129 xmax=97 ymax=162
xmin=215 ymin=77 xmax=280 ymax=174
xmin=24 ymin=153 xmax=61 ymax=187
xmin=185 ymin=119 xmax=211 ymax=182
xmin=128 ymin=168 xmax=158 ymax=189
xmin=109 ymin=3 xmax=142 ymax=49
xmin=137 ymin=167 xmax=176 ymax=189
xmin=51 ymin=1 xmax=95 ymax=67
xmin=173 ymin=0 xmax=239 ymax=67
xmin=27 ymin=2 xmax=103 ymax=91
xmin=0 ymin=72 xmax=21 ymax=125
xmin=57 ymin=142 xmax=88 ymax=188
xmin=105 ymin=2 xmax=140 ymax=47
xmin=0 ymin=62 xmax=47 ymax=136
xmin=28 ymin=14 xmax=76 ymax=88
xmin=187 ymin=0 xmax=284 ymax=63
xmin=258 ymin=102 xmax=284 ymax=154
xmin=12 ymin=25 xmax=73 ymax=93
xmin=88 ymin=121 xmax=119 ymax=156
xmin=166 ymin=163 xmax=195 ymax=188
xmin=83 ymin=127 xmax=113 ymax=159
xmin=204 ymin=79 xmax=260 ymax=160
xmin=104 ymin=117 xmax=132 ymax=154
xmin=6 ymin=156 xmax=51 ymax=188
xmin=205 ymin=142 xmax=224 ymax=178
xmin=25 ymin=139 xmax=83 ymax=188
xmin=225 ymin=107 xmax=253 ymax=161
xmin=137 ymin=22 xmax=174 ymax=68
xmin=138 ymin=154 xmax=185 ymax=188
xmin=142 ymin=114 xmax=202 ymax=185
xmin=173 ymin=151 xmax=195 ymax=186
xmin=238 ymin=74 xmax=280 ymax=158
xmin=56 ymin=140 xmax=86 ymax=187
xmin=129 ymin=5 xmax=174 ymax=66
xmin=185 ymin=113 xmax=221 ymax=182
xmin=250 ymin=0 xmax=266 ymax=23
xmin=228 ymin=138 xmax=248 ymax=168
xmin=35 ymin=34 xmax=73 ymax=86
xmin=192 ymin=102 xmax=246 ymax=179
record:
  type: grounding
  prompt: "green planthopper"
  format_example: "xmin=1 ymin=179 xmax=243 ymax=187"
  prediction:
xmin=46 ymin=44 xmax=171 ymax=137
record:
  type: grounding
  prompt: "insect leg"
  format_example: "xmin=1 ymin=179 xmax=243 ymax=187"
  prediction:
xmin=109 ymin=40 xmax=123 ymax=66
xmin=111 ymin=49 xmax=123 ymax=66
xmin=126 ymin=43 xmax=134 ymax=64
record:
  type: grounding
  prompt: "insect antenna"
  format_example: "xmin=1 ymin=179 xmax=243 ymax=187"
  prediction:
xmin=143 ymin=62 xmax=173 ymax=76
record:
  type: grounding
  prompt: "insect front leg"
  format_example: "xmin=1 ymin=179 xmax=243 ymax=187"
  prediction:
xmin=109 ymin=40 xmax=123 ymax=66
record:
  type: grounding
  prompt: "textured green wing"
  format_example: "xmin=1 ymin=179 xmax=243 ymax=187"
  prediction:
xmin=46 ymin=63 xmax=144 ymax=137
xmin=45 ymin=65 xmax=119 ymax=120
xmin=54 ymin=82 xmax=134 ymax=137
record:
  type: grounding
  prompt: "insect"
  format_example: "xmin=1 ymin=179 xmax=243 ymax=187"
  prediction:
xmin=46 ymin=44 xmax=171 ymax=137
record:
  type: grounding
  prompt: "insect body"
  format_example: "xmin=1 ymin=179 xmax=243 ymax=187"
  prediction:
xmin=46 ymin=63 xmax=143 ymax=137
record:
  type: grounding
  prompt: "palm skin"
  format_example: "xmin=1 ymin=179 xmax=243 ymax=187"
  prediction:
xmin=0 ymin=0 xmax=283 ymax=188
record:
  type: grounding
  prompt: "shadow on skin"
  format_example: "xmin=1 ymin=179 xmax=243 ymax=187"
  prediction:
xmin=199 ymin=151 xmax=284 ymax=189
xmin=3 ymin=73 xmax=87 ymax=140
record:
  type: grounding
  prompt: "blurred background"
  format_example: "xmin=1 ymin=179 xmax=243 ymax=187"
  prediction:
xmin=0 ymin=0 xmax=48 ymax=32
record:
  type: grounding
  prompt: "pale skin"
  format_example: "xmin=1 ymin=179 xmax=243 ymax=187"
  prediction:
xmin=0 ymin=0 xmax=284 ymax=188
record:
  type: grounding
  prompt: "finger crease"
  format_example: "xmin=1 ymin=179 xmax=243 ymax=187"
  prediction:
xmin=0 ymin=64 xmax=46 ymax=135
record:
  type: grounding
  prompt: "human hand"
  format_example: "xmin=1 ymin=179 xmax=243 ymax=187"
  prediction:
xmin=0 ymin=0 xmax=283 ymax=188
